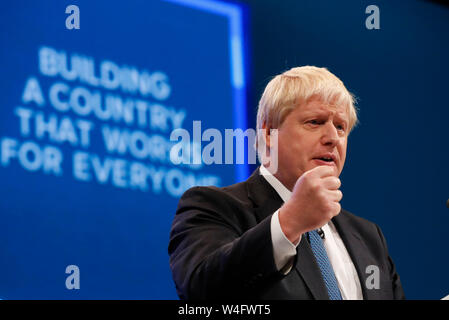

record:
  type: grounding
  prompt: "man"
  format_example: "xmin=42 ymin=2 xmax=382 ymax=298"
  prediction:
xmin=168 ymin=66 xmax=405 ymax=300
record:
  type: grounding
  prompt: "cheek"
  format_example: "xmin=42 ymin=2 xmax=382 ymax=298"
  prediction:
xmin=339 ymin=140 xmax=348 ymax=164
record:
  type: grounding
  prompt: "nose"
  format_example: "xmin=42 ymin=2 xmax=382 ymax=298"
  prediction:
xmin=320 ymin=121 xmax=339 ymax=147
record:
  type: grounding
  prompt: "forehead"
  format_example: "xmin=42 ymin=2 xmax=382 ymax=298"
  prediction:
xmin=299 ymin=98 xmax=349 ymax=120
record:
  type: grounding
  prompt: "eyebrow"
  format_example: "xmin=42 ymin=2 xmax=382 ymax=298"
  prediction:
xmin=334 ymin=113 xmax=349 ymax=123
xmin=303 ymin=108 xmax=347 ymax=118
xmin=302 ymin=109 xmax=349 ymax=125
xmin=301 ymin=108 xmax=331 ymax=116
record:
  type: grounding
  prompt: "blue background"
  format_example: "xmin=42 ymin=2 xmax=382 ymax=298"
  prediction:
xmin=1 ymin=0 xmax=449 ymax=300
xmin=0 ymin=0 xmax=245 ymax=299
xmin=244 ymin=0 xmax=449 ymax=300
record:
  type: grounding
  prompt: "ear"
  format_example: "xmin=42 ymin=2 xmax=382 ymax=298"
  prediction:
xmin=262 ymin=121 xmax=272 ymax=148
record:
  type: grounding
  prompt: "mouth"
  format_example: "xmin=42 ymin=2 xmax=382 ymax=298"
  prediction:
xmin=312 ymin=154 xmax=337 ymax=166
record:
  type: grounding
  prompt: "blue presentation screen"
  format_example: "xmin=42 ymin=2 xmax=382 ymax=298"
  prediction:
xmin=0 ymin=0 xmax=248 ymax=299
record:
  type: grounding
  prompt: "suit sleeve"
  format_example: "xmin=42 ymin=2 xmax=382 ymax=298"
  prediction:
xmin=375 ymin=224 xmax=406 ymax=300
xmin=168 ymin=186 xmax=281 ymax=300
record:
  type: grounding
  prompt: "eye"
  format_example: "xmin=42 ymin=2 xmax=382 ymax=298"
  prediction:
xmin=308 ymin=119 xmax=322 ymax=125
xmin=336 ymin=123 xmax=347 ymax=133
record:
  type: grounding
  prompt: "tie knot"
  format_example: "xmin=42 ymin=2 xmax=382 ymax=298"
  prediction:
xmin=307 ymin=228 xmax=325 ymax=241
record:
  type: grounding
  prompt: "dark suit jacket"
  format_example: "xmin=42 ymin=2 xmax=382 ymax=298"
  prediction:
xmin=168 ymin=168 xmax=405 ymax=300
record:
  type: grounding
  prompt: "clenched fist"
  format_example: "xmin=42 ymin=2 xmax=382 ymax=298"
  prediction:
xmin=278 ymin=166 xmax=342 ymax=244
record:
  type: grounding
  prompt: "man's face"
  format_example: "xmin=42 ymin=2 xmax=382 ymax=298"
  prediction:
xmin=269 ymin=98 xmax=350 ymax=190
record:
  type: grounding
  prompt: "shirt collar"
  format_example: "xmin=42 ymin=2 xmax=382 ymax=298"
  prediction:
xmin=259 ymin=165 xmax=292 ymax=203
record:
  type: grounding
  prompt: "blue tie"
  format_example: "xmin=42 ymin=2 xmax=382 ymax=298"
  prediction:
xmin=307 ymin=229 xmax=342 ymax=300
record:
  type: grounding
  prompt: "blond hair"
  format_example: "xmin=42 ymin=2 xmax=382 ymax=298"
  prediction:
xmin=256 ymin=66 xmax=358 ymax=137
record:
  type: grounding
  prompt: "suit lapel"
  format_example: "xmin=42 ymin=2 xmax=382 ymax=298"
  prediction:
xmin=246 ymin=168 xmax=284 ymax=222
xmin=332 ymin=213 xmax=378 ymax=300
xmin=246 ymin=167 xmax=329 ymax=299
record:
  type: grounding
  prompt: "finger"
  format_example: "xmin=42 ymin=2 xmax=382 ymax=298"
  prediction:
xmin=310 ymin=165 xmax=335 ymax=178
xmin=329 ymin=201 xmax=342 ymax=216
xmin=325 ymin=189 xmax=343 ymax=202
xmin=321 ymin=176 xmax=341 ymax=190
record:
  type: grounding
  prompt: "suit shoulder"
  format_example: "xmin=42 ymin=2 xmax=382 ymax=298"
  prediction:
xmin=173 ymin=180 xmax=257 ymax=237
xmin=340 ymin=209 xmax=381 ymax=234
xmin=178 ymin=180 xmax=251 ymax=209
xmin=341 ymin=209 xmax=373 ymax=224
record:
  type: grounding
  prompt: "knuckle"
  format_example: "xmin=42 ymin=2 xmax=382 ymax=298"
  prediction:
xmin=335 ymin=177 xmax=341 ymax=187
xmin=307 ymin=178 xmax=318 ymax=190
xmin=335 ymin=202 xmax=341 ymax=214
xmin=303 ymin=171 xmax=314 ymax=181
xmin=335 ymin=190 xmax=342 ymax=200
xmin=323 ymin=201 xmax=333 ymax=212
xmin=316 ymin=188 xmax=326 ymax=200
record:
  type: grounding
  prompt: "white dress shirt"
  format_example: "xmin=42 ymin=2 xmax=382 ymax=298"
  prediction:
xmin=261 ymin=165 xmax=363 ymax=300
